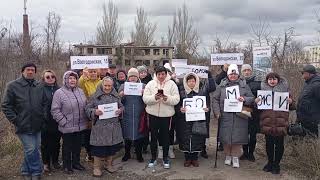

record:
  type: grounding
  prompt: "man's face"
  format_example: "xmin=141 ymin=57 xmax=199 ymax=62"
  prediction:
xmin=99 ymin=68 xmax=108 ymax=78
xmin=156 ymin=71 xmax=167 ymax=82
xmin=242 ymin=69 xmax=252 ymax=78
xmin=22 ymin=67 xmax=36 ymax=79
xmin=302 ymin=72 xmax=312 ymax=81
xmin=108 ymin=68 xmax=117 ymax=76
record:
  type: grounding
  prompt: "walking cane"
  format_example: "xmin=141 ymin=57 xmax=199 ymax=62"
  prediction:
xmin=214 ymin=117 xmax=220 ymax=168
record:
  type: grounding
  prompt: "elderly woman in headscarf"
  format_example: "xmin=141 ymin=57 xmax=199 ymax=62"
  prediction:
xmin=85 ymin=76 xmax=123 ymax=177
xmin=213 ymin=64 xmax=254 ymax=168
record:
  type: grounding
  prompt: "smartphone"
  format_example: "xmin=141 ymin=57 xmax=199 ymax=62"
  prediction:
xmin=158 ymin=89 xmax=163 ymax=95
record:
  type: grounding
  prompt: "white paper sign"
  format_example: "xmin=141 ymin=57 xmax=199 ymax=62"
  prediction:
xmin=211 ymin=53 xmax=244 ymax=65
xmin=183 ymin=96 xmax=206 ymax=121
xmin=70 ymin=56 xmax=109 ymax=69
xmin=225 ymin=86 xmax=240 ymax=99
xmin=257 ymin=90 xmax=273 ymax=109
xmin=224 ymin=99 xmax=243 ymax=112
xmin=124 ymin=82 xmax=143 ymax=96
xmin=273 ymin=92 xmax=289 ymax=112
xmin=253 ymin=46 xmax=272 ymax=74
xmin=97 ymin=103 xmax=118 ymax=119
xmin=175 ymin=65 xmax=209 ymax=78
xmin=172 ymin=59 xmax=187 ymax=67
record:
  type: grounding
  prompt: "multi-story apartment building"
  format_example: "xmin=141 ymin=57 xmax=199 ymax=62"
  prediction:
xmin=304 ymin=45 xmax=320 ymax=68
xmin=73 ymin=43 xmax=174 ymax=67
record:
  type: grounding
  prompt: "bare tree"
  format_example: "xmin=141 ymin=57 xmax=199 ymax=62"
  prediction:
xmin=131 ymin=7 xmax=157 ymax=46
xmin=96 ymin=1 xmax=123 ymax=45
xmin=250 ymin=17 xmax=272 ymax=46
xmin=43 ymin=11 xmax=61 ymax=61
xmin=168 ymin=3 xmax=200 ymax=59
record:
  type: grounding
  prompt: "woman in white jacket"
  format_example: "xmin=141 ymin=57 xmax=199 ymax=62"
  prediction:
xmin=143 ymin=66 xmax=180 ymax=169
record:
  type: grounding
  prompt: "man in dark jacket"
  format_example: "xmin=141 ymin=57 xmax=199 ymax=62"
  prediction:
xmin=297 ymin=64 xmax=320 ymax=137
xmin=1 ymin=63 xmax=49 ymax=180
xmin=240 ymin=64 xmax=261 ymax=162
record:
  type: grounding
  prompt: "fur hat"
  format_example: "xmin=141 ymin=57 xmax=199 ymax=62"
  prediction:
xmin=227 ymin=64 xmax=239 ymax=75
xmin=127 ymin=68 xmax=139 ymax=78
xmin=137 ymin=65 xmax=147 ymax=73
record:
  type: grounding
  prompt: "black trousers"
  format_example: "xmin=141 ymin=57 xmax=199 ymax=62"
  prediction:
xmin=62 ymin=131 xmax=82 ymax=169
xmin=124 ymin=139 xmax=144 ymax=154
xmin=159 ymin=116 xmax=175 ymax=146
xmin=184 ymin=152 xmax=199 ymax=161
xmin=149 ymin=115 xmax=170 ymax=160
xmin=265 ymin=135 xmax=284 ymax=165
xmin=242 ymin=120 xmax=258 ymax=155
xmin=81 ymin=129 xmax=91 ymax=156
xmin=41 ymin=131 xmax=61 ymax=165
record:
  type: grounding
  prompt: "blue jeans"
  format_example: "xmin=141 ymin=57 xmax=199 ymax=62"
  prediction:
xmin=17 ymin=132 xmax=43 ymax=176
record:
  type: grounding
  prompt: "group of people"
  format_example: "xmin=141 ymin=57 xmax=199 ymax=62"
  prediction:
xmin=1 ymin=61 xmax=320 ymax=179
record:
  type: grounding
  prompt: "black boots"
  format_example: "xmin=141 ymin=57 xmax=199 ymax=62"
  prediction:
xmin=263 ymin=162 xmax=273 ymax=172
xmin=122 ymin=140 xmax=132 ymax=162
xmin=122 ymin=139 xmax=144 ymax=162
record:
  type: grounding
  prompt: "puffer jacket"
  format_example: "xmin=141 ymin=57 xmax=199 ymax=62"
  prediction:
xmin=2 ymin=76 xmax=49 ymax=134
xmin=176 ymin=72 xmax=215 ymax=152
xmin=85 ymin=85 xmax=123 ymax=146
xmin=297 ymin=75 xmax=320 ymax=125
xmin=143 ymin=74 xmax=180 ymax=117
xmin=51 ymin=71 xmax=88 ymax=134
xmin=260 ymin=78 xmax=292 ymax=136
xmin=78 ymin=75 xmax=101 ymax=98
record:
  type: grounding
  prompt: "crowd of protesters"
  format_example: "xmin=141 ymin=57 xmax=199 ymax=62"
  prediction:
xmin=1 ymin=61 xmax=320 ymax=179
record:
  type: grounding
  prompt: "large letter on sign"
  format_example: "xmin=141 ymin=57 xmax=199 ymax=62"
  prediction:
xmin=225 ymin=86 xmax=240 ymax=99
xmin=257 ymin=90 xmax=273 ymax=109
xmin=273 ymin=92 xmax=289 ymax=112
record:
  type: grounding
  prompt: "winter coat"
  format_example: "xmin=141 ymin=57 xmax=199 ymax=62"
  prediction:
xmin=215 ymin=70 xmax=227 ymax=85
xmin=40 ymin=82 xmax=60 ymax=133
xmin=1 ymin=76 xmax=49 ymax=134
xmin=85 ymin=85 xmax=123 ymax=146
xmin=143 ymin=74 xmax=180 ymax=117
xmin=297 ymin=75 xmax=320 ymax=125
xmin=141 ymin=73 xmax=153 ymax=85
xmin=176 ymin=72 xmax=216 ymax=152
xmin=119 ymin=82 xmax=145 ymax=140
xmin=245 ymin=76 xmax=261 ymax=97
xmin=114 ymin=70 xmax=127 ymax=92
xmin=213 ymin=77 xmax=254 ymax=144
xmin=78 ymin=75 xmax=102 ymax=98
xmin=260 ymin=78 xmax=292 ymax=136
xmin=51 ymin=71 xmax=88 ymax=134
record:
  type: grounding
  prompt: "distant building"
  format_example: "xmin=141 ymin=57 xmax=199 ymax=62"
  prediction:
xmin=304 ymin=45 xmax=320 ymax=68
xmin=73 ymin=42 xmax=174 ymax=67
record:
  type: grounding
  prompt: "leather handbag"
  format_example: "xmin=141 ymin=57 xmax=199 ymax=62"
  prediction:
xmin=287 ymin=123 xmax=304 ymax=136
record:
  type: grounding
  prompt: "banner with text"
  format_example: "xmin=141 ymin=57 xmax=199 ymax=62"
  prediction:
xmin=211 ymin=53 xmax=244 ymax=65
xmin=175 ymin=65 xmax=209 ymax=78
xmin=253 ymin=46 xmax=272 ymax=75
xmin=70 ymin=56 xmax=109 ymax=69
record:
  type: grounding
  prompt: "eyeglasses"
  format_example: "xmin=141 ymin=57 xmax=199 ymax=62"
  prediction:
xmin=45 ymin=75 xmax=56 ymax=79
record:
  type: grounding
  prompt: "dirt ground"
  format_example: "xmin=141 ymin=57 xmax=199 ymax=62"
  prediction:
xmin=2 ymin=120 xmax=300 ymax=180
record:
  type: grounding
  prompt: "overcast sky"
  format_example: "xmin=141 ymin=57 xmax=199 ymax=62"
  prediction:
xmin=1 ymin=0 xmax=320 ymax=54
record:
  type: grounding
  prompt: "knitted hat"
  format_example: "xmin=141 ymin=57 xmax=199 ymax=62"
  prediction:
xmin=164 ymin=63 xmax=172 ymax=73
xmin=227 ymin=64 xmax=239 ymax=75
xmin=127 ymin=68 xmax=139 ymax=78
xmin=241 ymin=64 xmax=252 ymax=72
xmin=137 ymin=65 xmax=147 ymax=73
xmin=21 ymin=62 xmax=37 ymax=73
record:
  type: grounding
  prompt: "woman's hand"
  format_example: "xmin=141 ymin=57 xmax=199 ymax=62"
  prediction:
xmin=214 ymin=113 xmax=220 ymax=120
xmin=95 ymin=109 xmax=103 ymax=116
xmin=203 ymin=108 xmax=209 ymax=112
xmin=288 ymin=98 xmax=293 ymax=104
xmin=238 ymin=96 xmax=245 ymax=102
xmin=180 ymin=107 xmax=186 ymax=113
xmin=119 ymin=91 xmax=124 ymax=97
xmin=115 ymin=109 xmax=122 ymax=116
xmin=255 ymin=97 xmax=261 ymax=104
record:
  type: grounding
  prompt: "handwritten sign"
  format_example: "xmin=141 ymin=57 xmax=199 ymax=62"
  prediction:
xmin=273 ymin=92 xmax=289 ymax=112
xmin=172 ymin=59 xmax=187 ymax=67
xmin=175 ymin=65 xmax=208 ymax=78
xmin=211 ymin=53 xmax=244 ymax=65
xmin=97 ymin=103 xmax=118 ymax=119
xmin=124 ymin=82 xmax=143 ymax=96
xmin=223 ymin=99 xmax=243 ymax=112
xmin=225 ymin=86 xmax=240 ymax=99
xmin=70 ymin=56 xmax=109 ymax=69
xmin=257 ymin=90 xmax=273 ymax=109
xmin=183 ymin=96 xmax=206 ymax=121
